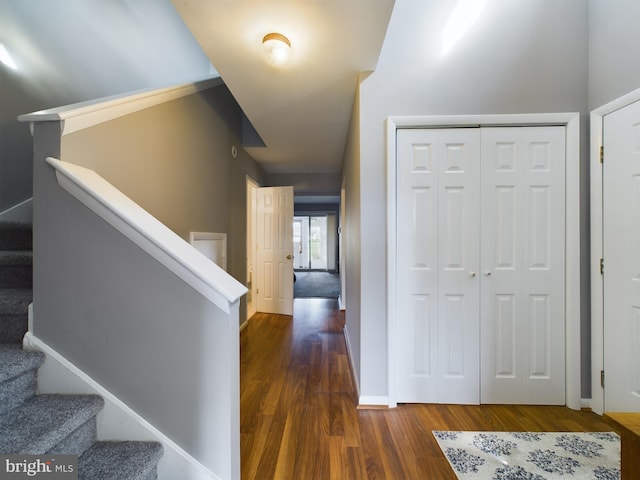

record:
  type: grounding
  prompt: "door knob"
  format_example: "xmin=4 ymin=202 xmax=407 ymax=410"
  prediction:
xmin=469 ymin=271 xmax=476 ymax=277
xmin=287 ymin=255 xmax=292 ymax=260
xmin=484 ymin=271 xmax=492 ymax=276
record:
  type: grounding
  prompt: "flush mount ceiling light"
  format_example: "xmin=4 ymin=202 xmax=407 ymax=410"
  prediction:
xmin=262 ymin=32 xmax=291 ymax=67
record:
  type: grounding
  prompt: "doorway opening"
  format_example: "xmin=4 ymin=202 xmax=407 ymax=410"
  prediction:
xmin=293 ymin=214 xmax=340 ymax=299
xmin=293 ymin=215 xmax=336 ymax=271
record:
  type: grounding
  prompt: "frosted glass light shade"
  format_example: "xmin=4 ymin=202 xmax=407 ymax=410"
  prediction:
xmin=262 ymin=33 xmax=291 ymax=66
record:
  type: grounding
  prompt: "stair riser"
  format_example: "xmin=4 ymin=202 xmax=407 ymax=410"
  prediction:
xmin=0 ymin=369 xmax=38 ymax=416
xmin=0 ymin=239 xmax=32 ymax=251
xmin=0 ymin=266 xmax=32 ymax=288
xmin=49 ymin=419 xmax=97 ymax=457
xmin=0 ymin=226 xmax=32 ymax=251
xmin=0 ymin=314 xmax=28 ymax=344
xmin=142 ymin=467 xmax=158 ymax=480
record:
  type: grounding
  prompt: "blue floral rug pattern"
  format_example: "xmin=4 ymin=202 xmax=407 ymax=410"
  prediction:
xmin=433 ymin=430 xmax=620 ymax=480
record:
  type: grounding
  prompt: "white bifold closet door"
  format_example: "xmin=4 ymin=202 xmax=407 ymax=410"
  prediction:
xmin=396 ymin=128 xmax=481 ymax=404
xmin=480 ymin=127 xmax=566 ymax=405
xmin=396 ymin=126 xmax=565 ymax=405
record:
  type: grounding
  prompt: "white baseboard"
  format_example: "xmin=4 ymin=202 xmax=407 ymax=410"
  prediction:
xmin=580 ymin=398 xmax=592 ymax=411
xmin=358 ymin=396 xmax=390 ymax=407
xmin=342 ymin=325 xmax=360 ymax=400
xmin=239 ymin=319 xmax=249 ymax=332
xmin=22 ymin=332 xmax=219 ymax=480
xmin=338 ymin=295 xmax=346 ymax=311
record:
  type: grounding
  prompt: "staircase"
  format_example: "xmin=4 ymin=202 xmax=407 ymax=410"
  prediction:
xmin=0 ymin=220 xmax=163 ymax=479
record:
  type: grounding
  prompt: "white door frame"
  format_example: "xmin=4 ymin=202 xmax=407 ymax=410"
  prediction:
xmin=246 ymin=175 xmax=259 ymax=322
xmin=590 ymin=86 xmax=640 ymax=415
xmin=386 ymin=113 xmax=581 ymax=409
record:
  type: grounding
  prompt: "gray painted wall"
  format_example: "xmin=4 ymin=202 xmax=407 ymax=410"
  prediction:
xmin=0 ymin=0 xmax=213 ymax=212
xmin=588 ymin=0 xmax=640 ymax=110
xmin=60 ymin=85 xmax=266 ymax=322
xmin=346 ymin=0 xmax=590 ymax=400
xmin=32 ymin=120 xmax=239 ymax=476
xmin=342 ymin=82 xmax=362 ymax=391
xmin=266 ymin=172 xmax=341 ymax=196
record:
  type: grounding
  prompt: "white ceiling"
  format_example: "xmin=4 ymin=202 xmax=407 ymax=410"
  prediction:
xmin=172 ymin=0 xmax=395 ymax=174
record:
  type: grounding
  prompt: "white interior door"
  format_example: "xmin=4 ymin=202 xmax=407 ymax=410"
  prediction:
xmin=396 ymin=128 xmax=481 ymax=404
xmin=257 ymin=186 xmax=294 ymax=316
xmin=603 ymin=99 xmax=640 ymax=412
xmin=396 ymin=126 xmax=566 ymax=405
xmin=480 ymin=127 xmax=566 ymax=405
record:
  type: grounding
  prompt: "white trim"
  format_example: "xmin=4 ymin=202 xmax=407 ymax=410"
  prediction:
xmin=0 ymin=197 xmax=33 ymax=220
xmin=23 ymin=332 xmax=219 ymax=480
xmin=239 ymin=318 xmax=250 ymax=332
xmin=358 ymin=396 xmax=390 ymax=406
xmin=581 ymin=398 xmax=592 ymax=411
xmin=386 ymin=113 xmax=581 ymax=410
xmin=589 ymin=86 xmax=640 ymax=415
xmin=18 ymin=76 xmax=222 ymax=136
xmin=46 ymin=157 xmax=246 ymax=315
xmin=343 ymin=326 xmax=361 ymax=402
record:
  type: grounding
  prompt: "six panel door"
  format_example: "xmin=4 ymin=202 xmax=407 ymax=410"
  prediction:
xmin=480 ymin=127 xmax=566 ymax=405
xmin=603 ymin=99 xmax=640 ymax=412
xmin=396 ymin=126 xmax=566 ymax=405
xmin=256 ymin=186 xmax=294 ymax=316
xmin=396 ymin=128 xmax=481 ymax=403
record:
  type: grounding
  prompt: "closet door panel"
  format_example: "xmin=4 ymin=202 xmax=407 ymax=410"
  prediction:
xmin=437 ymin=130 xmax=480 ymax=404
xmin=481 ymin=127 xmax=565 ymax=404
xmin=396 ymin=128 xmax=480 ymax=404
xmin=480 ymin=130 xmax=523 ymax=403
xmin=397 ymin=129 xmax=439 ymax=402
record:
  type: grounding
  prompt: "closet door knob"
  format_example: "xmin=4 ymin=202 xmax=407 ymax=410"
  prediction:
xmin=484 ymin=271 xmax=492 ymax=276
xmin=469 ymin=271 xmax=476 ymax=277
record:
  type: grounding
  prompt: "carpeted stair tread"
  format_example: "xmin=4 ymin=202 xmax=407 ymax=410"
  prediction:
xmin=0 ymin=394 xmax=104 ymax=454
xmin=0 ymin=251 xmax=33 ymax=266
xmin=79 ymin=441 xmax=163 ymax=480
xmin=0 ymin=288 xmax=32 ymax=315
xmin=0 ymin=221 xmax=32 ymax=251
xmin=0 ymin=345 xmax=45 ymax=383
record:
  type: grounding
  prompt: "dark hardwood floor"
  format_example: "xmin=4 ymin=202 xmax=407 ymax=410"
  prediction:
xmin=240 ymin=298 xmax=617 ymax=479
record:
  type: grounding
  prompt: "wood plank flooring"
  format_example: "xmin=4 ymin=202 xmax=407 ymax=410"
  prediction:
xmin=240 ymin=298 xmax=618 ymax=479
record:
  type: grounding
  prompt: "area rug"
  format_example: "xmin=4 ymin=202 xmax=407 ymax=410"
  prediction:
xmin=293 ymin=271 xmax=340 ymax=298
xmin=433 ymin=430 xmax=620 ymax=480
